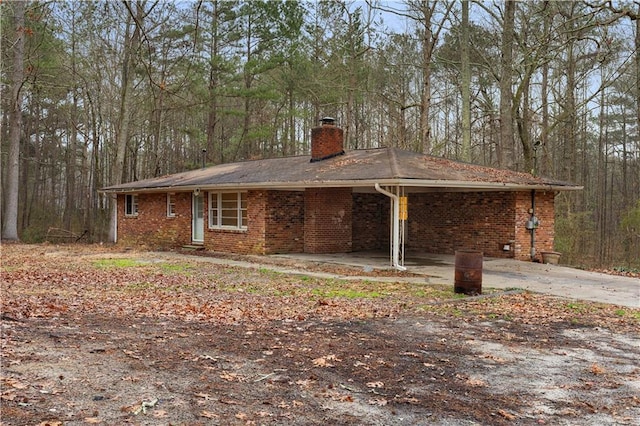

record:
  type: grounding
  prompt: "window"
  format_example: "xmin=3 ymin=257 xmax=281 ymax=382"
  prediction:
xmin=208 ymin=192 xmax=247 ymax=230
xmin=125 ymin=194 xmax=138 ymax=217
xmin=167 ymin=194 xmax=176 ymax=217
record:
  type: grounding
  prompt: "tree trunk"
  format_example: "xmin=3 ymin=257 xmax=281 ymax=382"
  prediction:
xmin=540 ymin=1 xmax=551 ymax=177
xmin=515 ymin=71 xmax=533 ymax=173
xmin=419 ymin=20 xmax=433 ymax=154
xmin=238 ymin=11 xmax=253 ymax=160
xmin=206 ymin=0 xmax=220 ymax=163
xmin=2 ymin=1 xmax=25 ymax=241
xmin=636 ymin=5 xmax=640 ymax=197
xmin=460 ymin=0 xmax=471 ymax=162
xmin=564 ymin=42 xmax=577 ymax=183
xmin=596 ymin=80 xmax=606 ymax=265
xmin=499 ymin=0 xmax=515 ymax=169
xmin=413 ymin=1 xmax=453 ymax=154
xmin=64 ymin=13 xmax=79 ymax=230
xmin=108 ymin=1 xmax=142 ymax=242
xmin=27 ymin=88 xmax=43 ymax=230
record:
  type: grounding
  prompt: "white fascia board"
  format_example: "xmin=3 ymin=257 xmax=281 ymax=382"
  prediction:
xmin=99 ymin=179 xmax=582 ymax=194
xmin=396 ymin=180 xmax=583 ymax=192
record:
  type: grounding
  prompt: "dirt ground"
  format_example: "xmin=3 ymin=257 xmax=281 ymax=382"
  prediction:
xmin=1 ymin=243 xmax=639 ymax=425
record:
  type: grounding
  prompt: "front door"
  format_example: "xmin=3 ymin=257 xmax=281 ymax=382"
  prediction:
xmin=192 ymin=192 xmax=204 ymax=243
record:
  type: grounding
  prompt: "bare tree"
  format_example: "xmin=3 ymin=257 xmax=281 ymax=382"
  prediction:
xmin=411 ymin=0 xmax=454 ymax=154
xmin=377 ymin=1 xmax=454 ymax=154
xmin=2 ymin=1 xmax=25 ymax=241
xmin=460 ymin=0 xmax=471 ymax=161
xmin=108 ymin=1 xmax=145 ymax=242
xmin=498 ymin=0 xmax=515 ymax=169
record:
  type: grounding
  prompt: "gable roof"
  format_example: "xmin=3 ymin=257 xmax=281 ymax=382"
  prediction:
xmin=100 ymin=147 xmax=581 ymax=193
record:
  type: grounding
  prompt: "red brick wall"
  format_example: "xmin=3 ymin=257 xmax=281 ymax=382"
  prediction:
xmin=264 ymin=191 xmax=305 ymax=254
xmin=406 ymin=192 xmax=517 ymax=258
xmin=117 ymin=189 xmax=555 ymax=260
xmin=203 ymin=190 xmax=266 ymax=254
xmin=514 ymin=190 xmax=555 ymax=261
xmin=405 ymin=191 xmax=555 ymax=259
xmin=203 ymin=190 xmax=306 ymax=255
xmin=304 ymin=188 xmax=352 ymax=253
xmin=352 ymin=193 xmax=390 ymax=251
xmin=117 ymin=192 xmax=191 ymax=249
xmin=311 ymin=124 xmax=344 ymax=161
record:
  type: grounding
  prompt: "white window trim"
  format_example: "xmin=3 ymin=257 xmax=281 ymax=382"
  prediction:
xmin=208 ymin=191 xmax=247 ymax=231
xmin=167 ymin=193 xmax=176 ymax=217
xmin=125 ymin=194 xmax=138 ymax=217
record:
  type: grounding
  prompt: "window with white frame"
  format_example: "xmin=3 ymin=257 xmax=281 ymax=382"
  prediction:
xmin=125 ymin=194 xmax=138 ymax=217
xmin=208 ymin=192 xmax=247 ymax=230
xmin=167 ymin=193 xmax=176 ymax=217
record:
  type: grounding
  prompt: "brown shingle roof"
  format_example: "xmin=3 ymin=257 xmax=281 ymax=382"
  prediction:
xmin=100 ymin=147 xmax=580 ymax=193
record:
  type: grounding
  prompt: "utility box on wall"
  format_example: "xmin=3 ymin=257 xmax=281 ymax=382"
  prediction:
xmin=525 ymin=216 xmax=540 ymax=230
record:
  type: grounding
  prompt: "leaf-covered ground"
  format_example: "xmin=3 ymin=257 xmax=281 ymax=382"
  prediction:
xmin=1 ymin=243 xmax=639 ymax=425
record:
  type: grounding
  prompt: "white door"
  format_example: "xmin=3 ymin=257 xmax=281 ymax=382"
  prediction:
xmin=192 ymin=192 xmax=204 ymax=243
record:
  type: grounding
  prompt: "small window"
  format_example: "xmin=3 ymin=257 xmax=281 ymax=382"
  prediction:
xmin=167 ymin=194 xmax=176 ymax=217
xmin=208 ymin=192 xmax=247 ymax=230
xmin=125 ymin=194 xmax=138 ymax=217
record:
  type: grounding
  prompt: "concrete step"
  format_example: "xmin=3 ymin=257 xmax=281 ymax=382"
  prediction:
xmin=181 ymin=244 xmax=205 ymax=251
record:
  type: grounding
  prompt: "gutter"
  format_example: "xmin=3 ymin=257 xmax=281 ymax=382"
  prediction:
xmin=99 ymin=179 xmax=583 ymax=194
xmin=374 ymin=183 xmax=407 ymax=271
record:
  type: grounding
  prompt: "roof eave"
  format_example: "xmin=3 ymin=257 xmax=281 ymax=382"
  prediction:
xmin=99 ymin=178 xmax=582 ymax=194
xmin=397 ymin=179 xmax=583 ymax=191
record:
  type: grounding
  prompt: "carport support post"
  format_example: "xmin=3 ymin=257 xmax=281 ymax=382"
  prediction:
xmin=530 ymin=189 xmax=536 ymax=261
xmin=111 ymin=194 xmax=118 ymax=243
xmin=374 ymin=184 xmax=406 ymax=271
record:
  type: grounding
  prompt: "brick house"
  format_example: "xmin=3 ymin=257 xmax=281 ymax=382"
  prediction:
xmin=101 ymin=118 xmax=580 ymax=267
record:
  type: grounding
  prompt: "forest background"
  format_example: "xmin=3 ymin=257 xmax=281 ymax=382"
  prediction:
xmin=1 ymin=0 xmax=638 ymax=269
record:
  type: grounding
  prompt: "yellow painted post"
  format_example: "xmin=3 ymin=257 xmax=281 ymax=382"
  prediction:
xmin=399 ymin=196 xmax=408 ymax=220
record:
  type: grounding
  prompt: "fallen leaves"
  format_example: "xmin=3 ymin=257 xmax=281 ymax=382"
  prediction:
xmin=2 ymin=377 xmax=28 ymax=390
xmin=368 ymin=397 xmax=388 ymax=406
xmin=465 ymin=378 xmax=486 ymax=387
xmin=220 ymin=371 xmax=243 ymax=382
xmin=152 ymin=409 xmax=168 ymax=418
xmin=2 ymin=243 xmax=640 ymax=426
xmin=430 ymin=292 xmax=640 ymax=333
xmin=275 ymin=400 xmax=303 ymax=412
xmin=0 ymin=246 xmax=424 ymax=324
xmin=201 ymin=410 xmax=219 ymax=419
xmin=122 ymin=349 xmax=142 ymax=360
xmin=312 ymin=354 xmax=341 ymax=367
xmin=479 ymin=353 xmax=508 ymax=363
xmin=497 ymin=408 xmax=517 ymax=420
xmin=2 ymin=244 xmax=638 ymax=336
xmin=590 ymin=268 xmax=640 ymax=278
xmin=132 ymin=397 xmax=159 ymax=415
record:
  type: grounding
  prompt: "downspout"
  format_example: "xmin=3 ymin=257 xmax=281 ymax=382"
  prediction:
xmin=113 ymin=194 xmax=118 ymax=243
xmin=530 ymin=189 xmax=536 ymax=261
xmin=374 ymin=183 xmax=407 ymax=271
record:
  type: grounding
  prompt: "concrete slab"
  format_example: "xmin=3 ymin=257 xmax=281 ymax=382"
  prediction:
xmin=272 ymin=251 xmax=640 ymax=309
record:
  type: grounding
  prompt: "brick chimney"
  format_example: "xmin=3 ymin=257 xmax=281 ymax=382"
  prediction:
xmin=310 ymin=117 xmax=344 ymax=162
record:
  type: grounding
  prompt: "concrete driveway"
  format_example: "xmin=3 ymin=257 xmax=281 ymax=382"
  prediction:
xmin=272 ymin=251 xmax=640 ymax=308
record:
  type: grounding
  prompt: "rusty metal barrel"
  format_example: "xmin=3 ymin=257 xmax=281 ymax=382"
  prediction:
xmin=454 ymin=250 xmax=483 ymax=295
